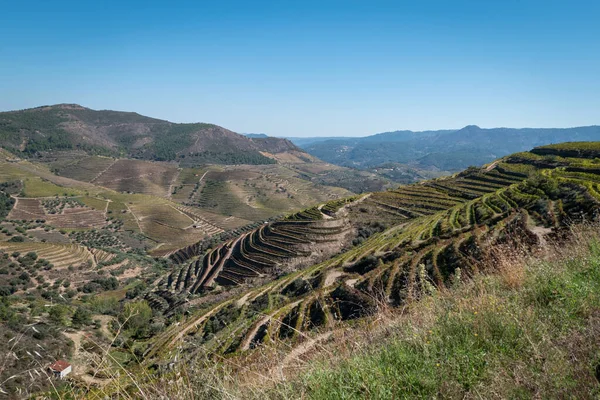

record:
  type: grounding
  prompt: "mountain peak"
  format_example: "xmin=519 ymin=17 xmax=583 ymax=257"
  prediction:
xmin=460 ymin=125 xmax=481 ymax=131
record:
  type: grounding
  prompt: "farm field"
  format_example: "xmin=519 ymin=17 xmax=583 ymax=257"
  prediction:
xmin=51 ymin=156 xmax=181 ymax=197
xmin=189 ymin=165 xmax=352 ymax=220
xmin=91 ymin=159 xmax=179 ymax=196
xmin=8 ymin=197 xmax=108 ymax=228
xmin=52 ymin=155 xmax=116 ymax=182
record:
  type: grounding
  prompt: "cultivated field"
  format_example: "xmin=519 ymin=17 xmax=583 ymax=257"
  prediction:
xmin=8 ymin=197 xmax=108 ymax=228
xmin=91 ymin=159 xmax=179 ymax=196
xmin=188 ymin=165 xmax=352 ymax=221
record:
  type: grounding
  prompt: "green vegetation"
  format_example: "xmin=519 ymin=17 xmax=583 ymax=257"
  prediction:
xmin=0 ymin=105 xmax=303 ymax=166
xmin=535 ymin=141 xmax=600 ymax=151
xmin=23 ymin=177 xmax=81 ymax=197
xmin=119 ymin=300 xmax=153 ymax=338
xmin=181 ymin=150 xmax=277 ymax=165
xmin=286 ymin=206 xmax=323 ymax=221
xmin=272 ymin=236 xmax=600 ymax=399
xmin=140 ymin=145 xmax=600 ymax=366
xmin=149 ymin=123 xmax=207 ymax=161
xmin=41 ymin=197 xmax=83 ymax=214
xmin=0 ymin=190 xmax=15 ymax=220
xmin=0 ymin=107 xmax=72 ymax=153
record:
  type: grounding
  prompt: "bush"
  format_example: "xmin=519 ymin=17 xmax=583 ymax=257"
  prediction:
xmin=71 ymin=307 xmax=92 ymax=327
xmin=119 ymin=300 xmax=153 ymax=338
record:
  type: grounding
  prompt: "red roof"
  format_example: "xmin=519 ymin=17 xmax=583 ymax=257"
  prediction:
xmin=49 ymin=360 xmax=71 ymax=372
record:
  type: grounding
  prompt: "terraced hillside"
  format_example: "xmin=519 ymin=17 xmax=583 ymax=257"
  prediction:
xmin=0 ymin=242 xmax=93 ymax=269
xmin=354 ymin=167 xmax=525 ymax=226
xmin=162 ymin=218 xmax=350 ymax=295
xmin=142 ymin=143 xmax=600 ymax=364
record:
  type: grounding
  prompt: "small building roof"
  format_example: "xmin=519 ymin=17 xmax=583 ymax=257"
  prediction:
xmin=49 ymin=360 xmax=71 ymax=372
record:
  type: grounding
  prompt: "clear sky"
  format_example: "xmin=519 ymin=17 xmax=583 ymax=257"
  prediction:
xmin=1 ymin=0 xmax=599 ymax=137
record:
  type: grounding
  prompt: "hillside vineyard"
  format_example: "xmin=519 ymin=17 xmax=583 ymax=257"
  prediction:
xmin=141 ymin=143 xmax=600 ymax=362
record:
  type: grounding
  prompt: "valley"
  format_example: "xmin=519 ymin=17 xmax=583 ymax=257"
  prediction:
xmin=2 ymin=107 xmax=600 ymax=398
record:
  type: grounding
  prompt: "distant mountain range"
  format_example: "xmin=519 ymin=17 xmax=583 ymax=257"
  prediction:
xmin=289 ymin=125 xmax=600 ymax=171
xmin=0 ymin=104 xmax=301 ymax=165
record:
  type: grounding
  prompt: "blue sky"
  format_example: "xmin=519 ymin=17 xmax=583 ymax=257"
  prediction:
xmin=1 ymin=0 xmax=599 ymax=137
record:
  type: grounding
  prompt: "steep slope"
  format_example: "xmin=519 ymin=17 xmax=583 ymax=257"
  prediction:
xmin=0 ymin=104 xmax=302 ymax=164
xmin=141 ymin=142 xmax=600 ymax=365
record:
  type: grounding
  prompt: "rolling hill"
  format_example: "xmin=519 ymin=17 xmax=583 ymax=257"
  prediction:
xmin=0 ymin=104 xmax=300 ymax=164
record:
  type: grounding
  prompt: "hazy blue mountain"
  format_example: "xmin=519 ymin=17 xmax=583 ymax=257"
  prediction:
xmin=284 ymin=136 xmax=357 ymax=147
xmin=298 ymin=125 xmax=600 ymax=171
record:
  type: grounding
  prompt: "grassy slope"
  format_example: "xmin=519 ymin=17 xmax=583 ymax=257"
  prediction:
xmin=272 ymin=235 xmax=600 ymax=399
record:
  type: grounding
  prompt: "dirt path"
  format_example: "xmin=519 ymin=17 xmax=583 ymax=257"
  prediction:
xmin=124 ymin=203 xmax=143 ymax=233
xmin=485 ymin=161 xmax=499 ymax=172
xmin=89 ymin=159 xmax=118 ymax=183
xmin=167 ymin=168 xmax=182 ymax=199
xmin=530 ymin=225 xmax=553 ymax=248
xmin=102 ymin=199 xmax=111 ymax=217
xmin=323 ymin=270 xmax=344 ymax=287
xmin=94 ymin=315 xmax=116 ymax=339
xmin=190 ymin=171 xmax=209 ymax=202
xmin=198 ymin=171 xmax=209 ymax=183
xmin=240 ymin=315 xmax=271 ymax=351
xmin=317 ymin=204 xmax=333 ymax=219
xmin=168 ymin=304 xmax=227 ymax=347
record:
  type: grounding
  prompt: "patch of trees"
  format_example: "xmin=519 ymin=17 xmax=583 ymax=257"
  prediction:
xmin=118 ymin=300 xmax=153 ymax=338
xmin=42 ymin=197 xmax=83 ymax=214
xmin=22 ymin=130 xmax=74 ymax=154
xmin=82 ymin=276 xmax=119 ymax=293
xmin=181 ymin=151 xmax=276 ymax=166
xmin=149 ymin=123 xmax=201 ymax=161
xmin=0 ymin=251 xmax=53 ymax=293
xmin=0 ymin=190 xmax=15 ymax=220
xmin=0 ymin=181 xmax=22 ymax=195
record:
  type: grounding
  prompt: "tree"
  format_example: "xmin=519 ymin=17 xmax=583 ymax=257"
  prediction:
xmin=119 ymin=300 xmax=152 ymax=338
xmin=71 ymin=307 xmax=92 ymax=327
xmin=48 ymin=305 xmax=70 ymax=326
